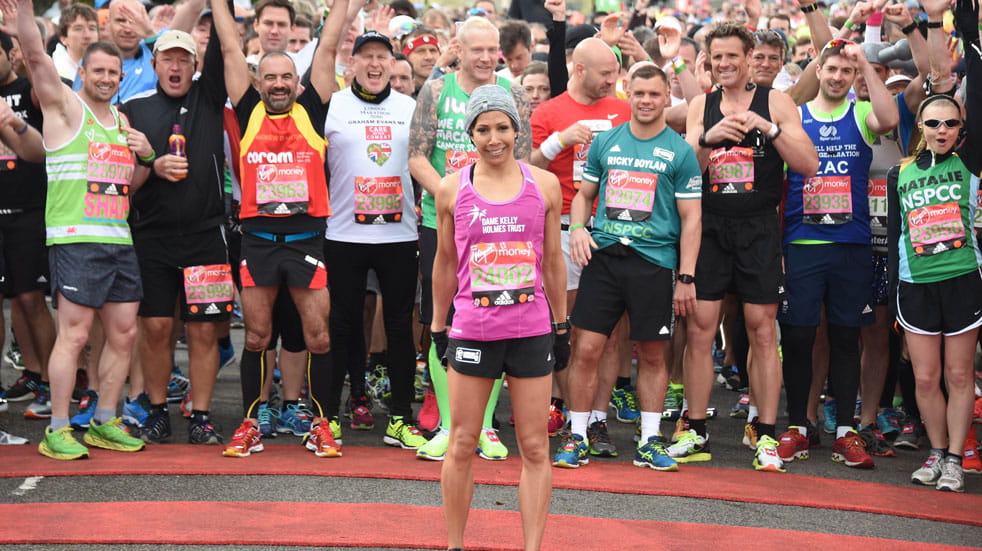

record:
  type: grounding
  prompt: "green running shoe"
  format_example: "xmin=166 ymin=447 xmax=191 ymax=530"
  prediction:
xmin=417 ymin=428 xmax=450 ymax=460
xmin=383 ymin=416 xmax=427 ymax=449
xmin=84 ymin=417 xmax=146 ymax=452
xmin=38 ymin=426 xmax=89 ymax=460
xmin=478 ymin=427 xmax=508 ymax=460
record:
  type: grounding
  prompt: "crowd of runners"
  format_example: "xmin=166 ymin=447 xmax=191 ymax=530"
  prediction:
xmin=0 ymin=0 xmax=980 ymax=547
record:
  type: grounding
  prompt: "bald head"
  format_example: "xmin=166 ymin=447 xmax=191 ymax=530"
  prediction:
xmin=572 ymin=37 xmax=618 ymax=67
xmin=570 ymin=38 xmax=619 ymax=102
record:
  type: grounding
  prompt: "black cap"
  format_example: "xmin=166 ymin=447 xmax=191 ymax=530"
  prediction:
xmin=353 ymin=31 xmax=393 ymax=54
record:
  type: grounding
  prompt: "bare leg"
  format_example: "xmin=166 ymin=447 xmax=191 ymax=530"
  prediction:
xmin=96 ymin=301 xmax=140 ymax=413
xmin=508 ymin=372 xmax=553 ymax=551
xmin=859 ymin=306 xmax=890 ymax=427
xmin=743 ymin=303 xmax=780 ymax=426
xmin=683 ymin=299 xmax=723 ymax=422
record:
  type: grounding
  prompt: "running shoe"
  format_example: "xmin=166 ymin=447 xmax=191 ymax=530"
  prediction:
xmin=712 ymin=345 xmax=725 ymax=369
xmin=963 ymin=435 xmax=981 ymax=474
xmin=180 ymin=391 xmax=193 ymax=418
xmin=719 ymin=367 xmax=745 ymax=392
xmin=553 ymin=433 xmax=589 ymax=468
xmin=38 ymin=426 xmax=88 ymax=460
xmin=123 ymin=393 xmax=152 ymax=427
xmin=4 ymin=340 xmax=23 ymax=369
xmin=329 ymin=417 xmax=343 ymax=444
xmin=663 ymin=383 xmax=684 ymax=411
xmin=188 ymin=414 xmax=222 ymax=445
xmin=277 ymin=403 xmax=313 ymax=436
xmin=822 ymin=398 xmax=837 ymax=434
xmin=667 ymin=430 xmax=711 ymax=463
xmin=366 ymin=363 xmax=391 ymax=405
xmin=936 ymin=455 xmax=965 ymax=492
xmin=304 ymin=421 xmax=342 ymax=457
xmin=587 ymin=420 xmax=618 ymax=457
xmin=413 ymin=363 xmax=428 ymax=402
xmin=831 ymin=430 xmax=874 ymax=469
xmin=742 ymin=417 xmax=759 ymax=449
xmin=633 ymin=423 xmax=642 ymax=443
xmin=219 ymin=341 xmax=236 ymax=369
xmin=85 ymin=417 xmax=146 ymax=452
xmin=670 ymin=414 xmax=690 ymax=443
xmin=876 ymin=408 xmax=901 ymax=436
xmin=478 ymin=427 xmax=508 ymax=460
xmin=383 ymin=416 xmax=426 ymax=449
xmin=417 ymin=428 xmax=450 ymax=460
xmin=776 ymin=427 xmax=810 ymax=462
xmin=418 ymin=388 xmax=439 ymax=432
xmin=230 ymin=303 xmax=244 ymax=328
xmin=0 ymin=427 xmax=28 ymax=445
xmin=3 ymin=373 xmax=40 ymax=402
xmin=911 ymin=450 xmax=945 ymax=485
xmin=167 ymin=370 xmax=190 ymax=403
xmin=858 ymin=425 xmax=896 ymax=457
xmin=137 ymin=407 xmax=172 ymax=443
xmin=894 ymin=416 xmax=923 ymax=450
xmin=72 ymin=370 xmax=88 ymax=402
xmin=973 ymin=397 xmax=982 ymax=424
xmin=730 ymin=393 xmax=750 ymax=419
xmin=347 ymin=394 xmax=375 ymax=430
xmin=634 ymin=436 xmax=678 ymax=471
xmin=547 ymin=400 xmax=566 ymax=436
xmin=609 ymin=384 xmax=640 ymax=423
xmin=753 ymin=434 xmax=786 ymax=473
xmin=257 ymin=403 xmax=279 ymax=438
xmin=24 ymin=383 xmax=52 ymax=419
xmin=223 ymin=421 xmax=263 ymax=457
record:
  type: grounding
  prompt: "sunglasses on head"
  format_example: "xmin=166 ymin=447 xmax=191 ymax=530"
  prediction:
xmin=468 ymin=7 xmax=488 ymax=15
xmin=820 ymin=38 xmax=855 ymax=57
xmin=922 ymin=118 xmax=962 ymax=128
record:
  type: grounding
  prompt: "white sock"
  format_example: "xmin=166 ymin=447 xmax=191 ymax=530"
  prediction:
xmin=590 ymin=409 xmax=606 ymax=424
xmin=748 ymin=405 xmax=759 ymax=420
xmin=795 ymin=425 xmax=807 ymax=437
xmin=570 ymin=411 xmax=590 ymax=443
xmin=681 ymin=398 xmax=688 ymax=413
xmin=640 ymin=412 xmax=661 ymax=444
xmin=836 ymin=426 xmax=852 ymax=439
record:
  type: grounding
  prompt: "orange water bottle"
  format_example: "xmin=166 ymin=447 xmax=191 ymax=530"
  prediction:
xmin=168 ymin=124 xmax=187 ymax=180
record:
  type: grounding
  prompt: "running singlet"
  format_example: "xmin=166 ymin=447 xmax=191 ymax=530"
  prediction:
xmin=324 ymin=87 xmax=417 ymax=243
xmin=895 ymin=153 xmax=982 ymax=283
xmin=701 ymin=85 xmax=784 ymax=217
xmin=449 ymin=162 xmax=551 ymax=341
xmin=531 ymin=92 xmax=630 ymax=213
xmin=582 ymin=123 xmax=702 ymax=270
xmin=44 ymin=96 xmax=134 ymax=245
xmin=237 ymin=87 xmax=330 ymax=230
xmin=422 ymin=72 xmax=511 ymax=229
xmin=0 ymin=77 xmax=45 ymax=211
xmin=785 ymin=101 xmax=875 ymax=244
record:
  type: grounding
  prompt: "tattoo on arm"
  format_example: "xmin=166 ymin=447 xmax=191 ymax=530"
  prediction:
xmin=513 ymin=84 xmax=532 ymax=159
xmin=409 ymin=80 xmax=442 ymax=160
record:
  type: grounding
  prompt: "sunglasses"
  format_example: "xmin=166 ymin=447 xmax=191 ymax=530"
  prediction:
xmin=820 ymin=38 xmax=856 ymax=57
xmin=922 ymin=118 xmax=962 ymax=128
xmin=468 ymin=7 xmax=489 ymax=16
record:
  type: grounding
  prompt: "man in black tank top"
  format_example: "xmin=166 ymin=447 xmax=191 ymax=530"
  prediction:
xmin=673 ymin=22 xmax=818 ymax=473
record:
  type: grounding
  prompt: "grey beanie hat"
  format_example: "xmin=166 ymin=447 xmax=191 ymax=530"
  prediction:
xmin=464 ymin=85 xmax=521 ymax=134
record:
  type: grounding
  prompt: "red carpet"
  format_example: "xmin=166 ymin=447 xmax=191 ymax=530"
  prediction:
xmin=2 ymin=445 xmax=979 ymax=527
xmin=0 ymin=501 xmax=973 ymax=550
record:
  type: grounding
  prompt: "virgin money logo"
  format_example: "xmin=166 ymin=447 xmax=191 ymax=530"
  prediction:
xmin=89 ymin=143 xmax=112 ymax=161
xmin=470 ymin=243 xmax=497 ymax=266
xmin=608 ymin=169 xmax=628 ymax=188
xmin=448 ymin=150 xmax=474 ymax=169
xmin=257 ymin=164 xmax=277 ymax=182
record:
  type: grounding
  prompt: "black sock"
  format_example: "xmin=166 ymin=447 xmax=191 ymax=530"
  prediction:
xmin=946 ymin=452 xmax=963 ymax=464
xmin=283 ymin=399 xmax=298 ymax=410
xmin=191 ymin=409 xmax=209 ymax=419
xmin=758 ymin=423 xmax=776 ymax=439
xmin=24 ymin=370 xmax=41 ymax=382
xmin=615 ymin=377 xmax=631 ymax=389
xmin=369 ymin=351 xmax=387 ymax=366
xmin=551 ymin=397 xmax=564 ymax=409
xmin=689 ymin=418 xmax=707 ymax=437
xmin=218 ymin=336 xmax=231 ymax=348
xmin=150 ymin=402 xmax=168 ymax=413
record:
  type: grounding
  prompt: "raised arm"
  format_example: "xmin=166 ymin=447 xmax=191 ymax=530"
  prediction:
xmin=309 ymin=0 xmax=352 ymax=102
xmin=844 ymin=43 xmax=898 ymax=135
xmin=210 ymin=0 xmax=249 ymax=106
xmin=544 ymin=0 xmax=568 ymax=97
xmin=168 ymin=0 xmax=207 ymax=34
xmin=3 ymin=0 xmax=71 ymax=117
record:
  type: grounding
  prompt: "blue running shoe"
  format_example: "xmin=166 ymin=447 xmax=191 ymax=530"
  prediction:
xmin=876 ymin=408 xmax=901 ymax=436
xmin=822 ymin=398 xmax=837 ymax=434
xmin=257 ymin=403 xmax=278 ymax=438
xmin=219 ymin=341 xmax=236 ymax=369
xmin=167 ymin=370 xmax=189 ymax=403
xmin=277 ymin=403 xmax=313 ymax=436
xmin=553 ymin=433 xmax=589 ymax=468
xmin=609 ymin=385 xmax=640 ymax=423
xmin=634 ymin=436 xmax=678 ymax=471
xmin=70 ymin=390 xmax=98 ymax=429
xmin=123 ymin=392 xmax=152 ymax=427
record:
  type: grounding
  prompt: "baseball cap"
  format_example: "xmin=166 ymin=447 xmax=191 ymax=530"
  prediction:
xmin=389 ymin=15 xmax=419 ymax=39
xmin=154 ymin=30 xmax=197 ymax=56
xmin=353 ymin=31 xmax=394 ymax=54
xmin=885 ymin=74 xmax=913 ymax=87
xmin=464 ymin=85 xmax=520 ymax=134
xmin=654 ymin=16 xmax=682 ymax=34
xmin=565 ymin=24 xmax=599 ymax=50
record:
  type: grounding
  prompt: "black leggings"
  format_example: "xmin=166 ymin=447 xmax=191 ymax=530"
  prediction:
xmin=241 ymin=348 xmax=332 ymax=418
xmin=782 ymin=323 xmax=861 ymax=428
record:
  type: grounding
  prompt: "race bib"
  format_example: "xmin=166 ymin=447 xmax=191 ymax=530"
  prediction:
xmin=255 ymin=163 xmax=309 ymax=216
xmin=445 ymin=150 xmax=480 ymax=175
xmin=572 ymin=119 xmax=613 ymax=190
xmin=354 ymin=176 xmax=403 ymax=224
xmin=907 ymin=201 xmax=967 ymax=256
xmin=469 ymin=241 xmax=537 ymax=307
xmin=87 ymin=142 xmax=133 ymax=196
xmin=868 ymin=179 xmax=887 ymax=221
xmin=0 ymin=140 xmax=16 ymax=172
xmin=973 ymin=187 xmax=982 ymax=230
xmin=707 ymin=147 xmax=755 ymax=194
xmin=604 ymin=169 xmax=656 ymax=222
xmin=183 ymin=264 xmax=234 ymax=317
xmin=802 ymin=175 xmax=852 ymax=225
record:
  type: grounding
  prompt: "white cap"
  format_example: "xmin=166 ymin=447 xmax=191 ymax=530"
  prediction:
xmin=885 ymin=74 xmax=913 ymax=87
xmin=654 ymin=16 xmax=682 ymax=34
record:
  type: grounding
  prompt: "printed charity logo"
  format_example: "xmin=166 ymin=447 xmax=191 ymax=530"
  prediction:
xmin=367 ymin=143 xmax=391 ymax=166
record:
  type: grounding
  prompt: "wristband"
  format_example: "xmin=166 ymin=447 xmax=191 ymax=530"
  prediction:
xmin=137 ymin=151 xmax=156 ymax=168
xmin=540 ymin=132 xmax=565 ymax=161
xmin=800 ymin=3 xmax=819 ymax=14
xmin=15 ymin=121 xmax=28 ymax=135
xmin=745 ymin=25 xmax=757 ymax=32
xmin=844 ymin=20 xmax=854 ymax=30
xmin=926 ymin=21 xmax=943 ymax=29
xmin=901 ymin=21 xmax=918 ymax=35
xmin=568 ymin=223 xmax=585 ymax=232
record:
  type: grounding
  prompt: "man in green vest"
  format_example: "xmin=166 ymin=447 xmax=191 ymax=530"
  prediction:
xmin=7 ymin=0 xmax=155 ymax=460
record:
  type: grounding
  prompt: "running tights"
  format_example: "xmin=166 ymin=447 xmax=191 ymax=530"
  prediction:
xmin=781 ymin=323 xmax=861 ymax=428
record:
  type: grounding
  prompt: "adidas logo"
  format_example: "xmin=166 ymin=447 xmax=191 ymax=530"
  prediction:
xmin=617 ymin=209 xmax=632 ymax=220
xmin=610 ymin=144 xmax=621 ymax=152
xmin=870 ymin=218 xmax=882 ymax=227
xmin=205 ymin=303 xmax=220 ymax=315
xmin=494 ymin=291 xmax=514 ymax=306
xmin=659 ymin=326 xmax=670 ymax=335
xmin=273 ymin=203 xmax=291 ymax=215
xmin=722 ymin=183 xmax=737 ymax=194
xmin=862 ymin=304 xmax=872 ymax=314
xmin=105 ymin=184 xmax=118 ymax=195
xmin=372 ymin=215 xmax=386 ymax=224
xmin=820 ymin=214 xmax=834 ymax=224
xmin=933 ymin=242 xmax=948 ymax=253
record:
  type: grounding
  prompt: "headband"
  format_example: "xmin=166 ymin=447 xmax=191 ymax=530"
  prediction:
xmin=403 ymin=35 xmax=441 ymax=56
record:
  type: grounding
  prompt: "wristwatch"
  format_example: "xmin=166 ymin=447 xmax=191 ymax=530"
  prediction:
xmin=552 ymin=320 xmax=571 ymax=333
xmin=677 ymin=273 xmax=695 ymax=284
